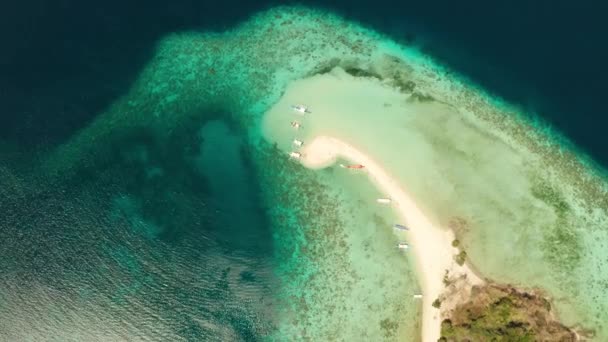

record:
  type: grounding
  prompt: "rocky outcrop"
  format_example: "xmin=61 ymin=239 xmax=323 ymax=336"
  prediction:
xmin=440 ymin=284 xmax=585 ymax=342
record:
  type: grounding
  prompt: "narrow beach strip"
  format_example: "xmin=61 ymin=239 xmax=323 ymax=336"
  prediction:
xmin=299 ymin=135 xmax=484 ymax=342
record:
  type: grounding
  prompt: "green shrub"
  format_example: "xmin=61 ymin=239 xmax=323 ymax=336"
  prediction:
xmin=455 ymin=250 xmax=467 ymax=266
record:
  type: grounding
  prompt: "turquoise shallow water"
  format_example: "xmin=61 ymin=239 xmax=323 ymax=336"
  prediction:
xmin=2 ymin=5 xmax=608 ymax=341
xmin=256 ymin=150 xmax=421 ymax=340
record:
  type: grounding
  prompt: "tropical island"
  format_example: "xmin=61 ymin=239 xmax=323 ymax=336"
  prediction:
xmin=33 ymin=6 xmax=607 ymax=341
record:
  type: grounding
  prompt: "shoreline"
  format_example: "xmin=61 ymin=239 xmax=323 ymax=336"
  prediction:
xmin=298 ymin=135 xmax=484 ymax=342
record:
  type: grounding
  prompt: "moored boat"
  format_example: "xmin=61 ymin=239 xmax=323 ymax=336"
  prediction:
xmin=291 ymin=104 xmax=310 ymax=114
xmin=394 ymin=224 xmax=409 ymax=231
xmin=340 ymin=164 xmax=365 ymax=169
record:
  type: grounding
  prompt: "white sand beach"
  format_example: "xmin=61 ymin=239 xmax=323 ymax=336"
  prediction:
xmin=262 ymin=68 xmax=601 ymax=340
xmin=299 ymin=135 xmax=484 ymax=342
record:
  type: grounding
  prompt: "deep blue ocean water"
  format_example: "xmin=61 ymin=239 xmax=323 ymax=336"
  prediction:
xmin=1 ymin=0 xmax=606 ymax=162
xmin=1 ymin=0 xmax=606 ymax=340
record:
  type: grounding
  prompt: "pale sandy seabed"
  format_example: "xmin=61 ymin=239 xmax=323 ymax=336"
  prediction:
xmin=288 ymin=134 xmax=484 ymax=342
xmin=43 ymin=6 xmax=608 ymax=341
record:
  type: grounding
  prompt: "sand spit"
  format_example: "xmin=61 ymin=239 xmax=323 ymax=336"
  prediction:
xmin=299 ymin=135 xmax=484 ymax=342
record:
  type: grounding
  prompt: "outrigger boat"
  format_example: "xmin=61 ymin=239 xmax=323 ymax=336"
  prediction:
xmin=293 ymin=139 xmax=303 ymax=147
xmin=377 ymin=198 xmax=391 ymax=204
xmin=289 ymin=151 xmax=301 ymax=159
xmin=291 ymin=104 xmax=311 ymax=114
xmin=291 ymin=121 xmax=301 ymax=129
xmin=394 ymin=224 xmax=409 ymax=231
xmin=398 ymin=243 xmax=409 ymax=250
xmin=340 ymin=164 xmax=365 ymax=169
xmin=413 ymin=294 xmax=423 ymax=299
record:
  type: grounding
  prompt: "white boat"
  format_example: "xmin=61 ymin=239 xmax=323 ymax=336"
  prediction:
xmin=291 ymin=104 xmax=310 ymax=114
xmin=413 ymin=294 xmax=423 ymax=299
xmin=376 ymin=198 xmax=391 ymax=204
xmin=398 ymin=243 xmax=409 ymax=250
xmin=293 ymin=139 xmax=303 ymax=147
xmin=291 ymin=121 xmax=301 ymax=129
xmin=394 ymin=224 xmax=409 ymax=231
xmin=289 ymin=151 xmax=301 ymax=159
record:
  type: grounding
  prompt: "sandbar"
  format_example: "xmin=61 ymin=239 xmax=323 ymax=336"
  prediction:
xmin=299 ymin=135 xmax=484 ymax=342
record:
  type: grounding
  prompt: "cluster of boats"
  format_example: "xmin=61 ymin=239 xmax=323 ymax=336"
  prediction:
xmin=396 ymin=221 xmax=417 ymax=304
xmin=287 ymin=103 xmax=412 ymax=281
xmin=376 ymin=191 xmax=411 ymax=251
xmin=395 ymin=223 xmax=410 ymax=250
xmin=368 ymin=175 xmax=412 ymax=250
xmin=287 ymin=104 xmax=366 ymax=174
xmin=288 ymin=104 xmax=310 ymax=160
xmin=377 ymin=198 xmax=414 ymax=290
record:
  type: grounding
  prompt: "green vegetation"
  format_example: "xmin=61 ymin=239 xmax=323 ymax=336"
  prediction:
xmin=451 ymin=239 xmax=460 ymax=247
xmin=441 ymin=318 xmax=535 ymax=342
xmin=432 ymin=298 xmax=442 ymax=309
xmin=440 ymin=285 xmax=576 ymax=342
xmin=455 ymin=250 xmax=467 ymax=266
